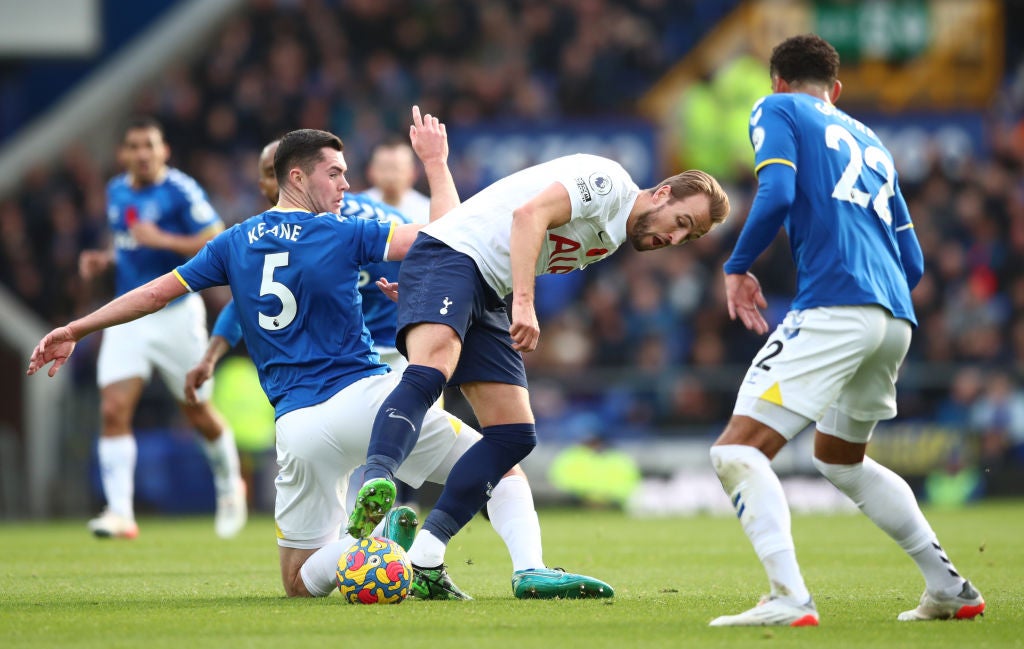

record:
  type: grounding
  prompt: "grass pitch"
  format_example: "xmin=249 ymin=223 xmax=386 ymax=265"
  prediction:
xmin=2 ymin=501 xmax=1022 ymax=648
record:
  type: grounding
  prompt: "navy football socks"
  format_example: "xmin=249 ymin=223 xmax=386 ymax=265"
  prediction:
xmin=423 ymin=423 xmax=538 ymax=543
xmin=364 ymin=364 xmax=447 ymax=481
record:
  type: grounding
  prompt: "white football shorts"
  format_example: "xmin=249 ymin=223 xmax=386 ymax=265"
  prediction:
xmin=273 ymin=371 xmax=477 ymax=549
xmin=734 ymin=305 xmax=912 ymax=443
xmin=96 ymin=293 xmax=211 ymax=402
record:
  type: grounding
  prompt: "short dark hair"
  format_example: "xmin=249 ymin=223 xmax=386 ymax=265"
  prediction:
xmin=769 ymin=34 xmax=840 ymax=87
xmin=274 ymin=129 xmax=344 ymax=186
xmin=122 ymin=115 xmax=164 ymax=141
xmin=657 ymin=169 xmax=730 ymax=227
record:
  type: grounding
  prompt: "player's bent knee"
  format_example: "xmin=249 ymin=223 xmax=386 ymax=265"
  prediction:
xmin=503 ymin=464 xmax=527 ymax=479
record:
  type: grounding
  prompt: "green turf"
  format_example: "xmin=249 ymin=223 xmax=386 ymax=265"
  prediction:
xmin=1 ymin=501 xmax=1022 ymax=648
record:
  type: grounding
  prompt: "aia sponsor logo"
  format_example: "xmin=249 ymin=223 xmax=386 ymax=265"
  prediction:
xmin=545 ymin=233 xmax=608 ymax=274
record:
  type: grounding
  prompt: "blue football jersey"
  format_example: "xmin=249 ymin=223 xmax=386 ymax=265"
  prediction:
xmin=209 ymin=193 xmax=413 ymax=350
xmin=343 ymin=193 xmax=414 ymax=348
xmin=175 ymin=209 xmax=395 ymax=418
xmin=744 ymin=93 xmax=916 ymax=324
xmin=106 ymin=168 xmax=222 ymax=296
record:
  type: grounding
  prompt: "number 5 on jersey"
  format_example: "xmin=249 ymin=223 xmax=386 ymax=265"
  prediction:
xmin=260 ymin=252 xmax=297 ymax=330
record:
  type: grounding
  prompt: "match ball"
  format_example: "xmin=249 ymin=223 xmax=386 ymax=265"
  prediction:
xmin=336 ymin=536 xmax=412 ymax=604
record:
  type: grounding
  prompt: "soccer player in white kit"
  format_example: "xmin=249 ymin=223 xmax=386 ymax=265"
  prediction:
xmin=78 ymin=116 xmax=246 ymax=540
xmin=708 ymin=34 xmax=984 ymax=626
xmin=354 ymin=154 xmax=731 ymax=598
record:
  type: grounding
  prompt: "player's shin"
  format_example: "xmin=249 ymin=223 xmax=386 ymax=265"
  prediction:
xmin=364 ymin=365 xmax=447 ymax=481
xmin=414 ymin=424 xmax=537 ymax=565
xmin=711 ymin=444 xmax=810 ymax=604
xmin=487 ymin=473 xmax=544 ymax=572
xmin=813 ymin=456 xmax=965 ymax=596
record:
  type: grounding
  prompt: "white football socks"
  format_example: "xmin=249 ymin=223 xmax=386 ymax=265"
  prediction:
xmin=486 ymin=474 xmax=545 ymax=572
xmin=711 ymin=444 xmax=810 ymax=604
xmin=200 ymin=426 xmax=242 ymax=497
xmin=407 ymin=529 xmax=446 ymax=568
xmin=813 ymin=456 xmax=965 ymax=597
xmin=300 ymin=537 xmax=354 ymax=597
xmin=98 ymin=435 xmax=137 ymax=520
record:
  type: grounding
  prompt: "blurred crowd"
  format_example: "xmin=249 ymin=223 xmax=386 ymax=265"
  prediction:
xmin=2 ymin=0 xmax=1024 ymax=471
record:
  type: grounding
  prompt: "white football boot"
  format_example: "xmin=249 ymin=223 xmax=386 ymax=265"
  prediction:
xmin=898 ymin=581 xmax=985 ymax=621
xmin=710 ymin=595 xmax=819 ymax=627
xmin=88 ymin=509 xmax=139 ymax=539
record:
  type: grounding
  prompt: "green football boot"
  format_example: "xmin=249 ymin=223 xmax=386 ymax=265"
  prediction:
xmin=381 ymin=505 xmax=418 ymax=552
xmin=512 ymin=567 xmax=615 ymax=599
xmin=410 ymin=565 xmax=473 ymax=600
xmin=345 ymin=478 xmax=396 ymax=538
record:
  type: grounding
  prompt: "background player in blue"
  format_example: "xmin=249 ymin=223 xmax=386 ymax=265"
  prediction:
xmin=77 ymin=116 xmax=246 ymax=540
xmin=708 ymin=34 xmax=985 ymax=627
xmin=186 ymin=131 xmax=611 ymax=600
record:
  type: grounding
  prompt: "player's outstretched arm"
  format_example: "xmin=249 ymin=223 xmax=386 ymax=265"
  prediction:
xmin=27 ymin=272 xmax=188 ymax=377
xmin=409 ymin=105 xmax=459 ymax=221
xmin=27 ymin=326 xmax=77 ymax=378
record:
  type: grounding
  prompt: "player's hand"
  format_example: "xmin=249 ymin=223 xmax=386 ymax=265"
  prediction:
xmin=409 ymin=105 xmax=448 ymax=166
xmin=376 ymin=277 xmax=399 ymax=303
xmin=130 ymin=221 xmax=167 ymax=248
xmin=509 ymin=300 xmax=540 ymax=353
xmin=725 ymin=272 xmax=769 ymax=335
xmin=79 ymin=249 xmax=112 ymax=280
xmin=27 ymin=326 xmax=77 ymax=377
xmin=184 ymin=360 xmax=214 ymax=406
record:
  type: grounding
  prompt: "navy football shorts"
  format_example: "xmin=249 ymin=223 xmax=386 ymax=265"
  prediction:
xmin=396 ymin=233 xmax=528 ymax=388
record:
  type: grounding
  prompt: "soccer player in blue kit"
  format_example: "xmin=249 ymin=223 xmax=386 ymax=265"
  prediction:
xmin=708 ymin=34 xmax=985 ymax=626
xmin=77 ymin=116 xmax=246 ymax=539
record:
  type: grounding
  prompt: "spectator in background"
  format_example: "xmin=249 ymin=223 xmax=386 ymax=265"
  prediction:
xmin=970 ymin=370 xmax=1024 ymax=466
xmin=6 ymin=1 xmax=1024 ymax=478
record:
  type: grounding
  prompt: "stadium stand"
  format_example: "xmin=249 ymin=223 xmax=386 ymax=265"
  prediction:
xmin=2 ymin=0 xmax=1023 ymax=515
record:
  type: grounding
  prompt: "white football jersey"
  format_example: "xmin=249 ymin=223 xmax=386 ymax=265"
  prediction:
xmin=423 ymin=154 xmax=639 ymax=297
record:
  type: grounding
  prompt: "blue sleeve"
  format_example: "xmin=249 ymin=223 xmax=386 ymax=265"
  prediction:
xmin=893 ymin=186 xmax=924 ymax=290
xmin=175 ymin=235 xmax=228 ymax=291
xmin=723 ymin=163 xmax=795 ymax=274
xmin=211 ymin=300 xmax=243 ymax=347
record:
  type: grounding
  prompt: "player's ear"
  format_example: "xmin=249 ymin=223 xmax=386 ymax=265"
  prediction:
xmin=289 ymin=167 xmax=304 ymax=187
xmin=830 ymin=80 xmax=843 ymax=104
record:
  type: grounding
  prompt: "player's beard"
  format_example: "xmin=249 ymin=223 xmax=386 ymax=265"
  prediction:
xmin=628 ymin=211 xmax=659 ymax=251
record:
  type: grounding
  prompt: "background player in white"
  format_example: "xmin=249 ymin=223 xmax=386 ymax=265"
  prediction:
xmin=353 ymin=155 xmax=730 ymax=598
xmin=187 ymin=127 xmax=613 ymax=600
xmin=708 ymin=34 xmax=985 ymax=627
xmin=77 ymin=116 xmax=245 ymax=539
xmin=363 ymin=135 xmax=432 ymax=223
